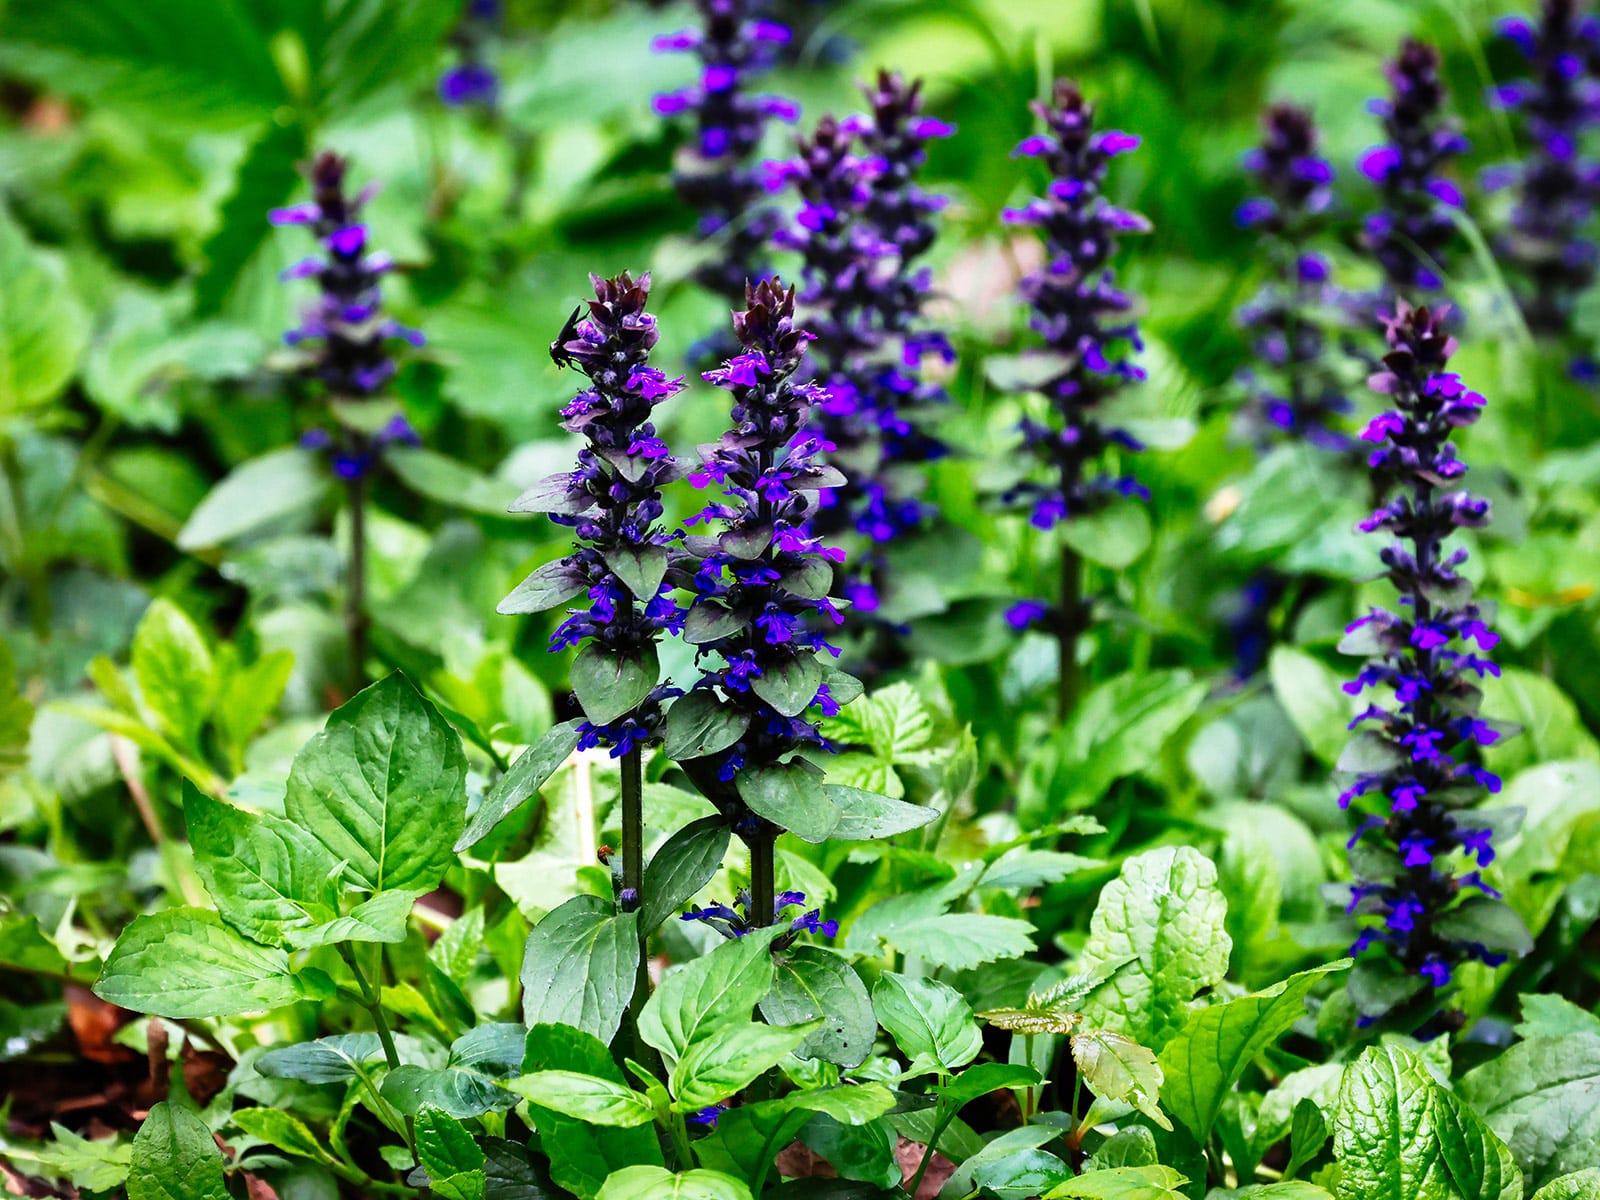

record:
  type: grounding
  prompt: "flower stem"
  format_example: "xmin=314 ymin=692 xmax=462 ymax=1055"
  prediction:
xmin=620 ymin=745 xmax=653 ymax=1067
xmin=1058 ymin=542 xmax=1083 ymax=720
xmin=344 ymin=457 xmax=370 ymax=686
xmin=748 ymin=823 xmax=777 ymax=930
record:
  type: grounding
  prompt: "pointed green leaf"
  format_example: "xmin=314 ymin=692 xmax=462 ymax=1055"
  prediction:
xmin=456 ymin=721 xmax=581 ymax=852
xmin=127 ymin=1102 xmax=231 ymax=1200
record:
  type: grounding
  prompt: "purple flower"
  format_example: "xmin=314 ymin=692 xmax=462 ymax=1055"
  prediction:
xmin=1360 ymin=39 xmax=1467 ymax=293
xmin=1338 ymin=301 xmax=1528 ymax=1024
xmin=682 ymin=888 xmax=837 ymax=945
xmin=439 ymin=0 xmax=501 ymax=108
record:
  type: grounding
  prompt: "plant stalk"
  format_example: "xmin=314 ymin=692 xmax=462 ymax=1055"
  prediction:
xmin=620 ymin=746 xmax=652 ymax=1068
xmin=345 ymin=461 xmax=370 ymax=685
xmin=338 ymin=944 xmax=416 ymax=1164
xmin=1058 ymin=542 xmax=1083 ymax=720
xmin=748 ymin=823 xmax=777 ymax=929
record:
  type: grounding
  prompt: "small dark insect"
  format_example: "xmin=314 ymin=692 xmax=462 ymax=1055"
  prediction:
xmin=549 ymin=306 xmax=583 ymax=368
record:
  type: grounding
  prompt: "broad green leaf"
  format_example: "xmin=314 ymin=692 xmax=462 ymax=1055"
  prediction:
xmin=284 ymin=890 xmax=421 ymax=949
xmin=230 ymin=1108 xmax=336 ymax=1165
xmin=640 ymin=817 xmax=730 ymax=935
xmin=571 ymin=643 xmax=659 ymax=726
xmin=788 ymin=1084 xmax=897 ymax=1126
xmin=596 ymin=1166 xmax=752 ymax=1200
xmin=193 ymin=118 xmax=305 ymax=318
xmin=1073 ymin=1029 xmax=1170 ymax=1131
xmin=380 ymin=1064 xmax=519 ymax=1120
xmin=0 ymin=913 xmax=70 ymax=976
xmin=1269 ymin=646 xmax=1356 ymax=767
xmin=94 ymin=907 xmax=326 ymax=1018
xmin=639 ymin=927 xmax=783 ymax=1060
xmin=1057 ymin=671 xmax=1208 ymax=806
xmin=499 ymin=559 xmax=589 ymax=615
xmin=456 ymin=720 xmax=581 ymax=852
xmin=1336 ymin=1043 xmax=1522 ymax=1200
xmin=824 ymin=785 xmax=939 ymax=841
xmin=1532 ymin=1171 xmax=1600 ymax=1200
xmin=416 ymin=1107 xmax=487 ymax=1200
xmin=660 ymin=691 xmax=750 ymax=761
xmin=760 ymin=945 xmax=876 ymax=1068
xmin=1157 ymin=960 xmax=1350 ymax=1139
xmin=735 ymin=763 xmax=839 ymax=843
xmin=1482 ymin=668 xmax=1599 ymax=775
xmin=941 ymin=1127 xmax=1066 ymax=1200
xmin=1515 ymin=995 xmax=1600 ymax=1040
xmin=749 ymin=654 xmax=822 ymax=718
xmin=857 ymin=908 xmax=1036 ymax=971
xmin=799 ymin=1113 xmax=900 ymax=1189
xmin=1046 ymin=1165 xmax=1188 ymax=1199
xmin=177 ymin=448 xmax=333 ymax=550
xmin=603 ymin=544 xmax=671 ymax=603
xmin=0 ymin=210 xmax=89 ymax=416
xmin=183 ymin=783 xmax=339 ymax=945
xmin=872 ymin=972 xmax=982 ymax=1075
xmin=1060 ymin=499 xmax=1152 ymax=569
xmin=1077 ymin=846 xmax=1231 ymax=1050
xmin=938 ymin=1062 xmax=1041 ymax=1111
xmin=127 ymin=1103 xmax=231 ymax=1200
xmin=256 ymin=1033 xmax=384 ymax=1083
xmin=131 ymin=599 xmax=215 ymax=749
xmin=520 ymin=896 xmax=640 ymax=1045
xmin=670 ymin=1020 xmax=817 ymax=1110
xmin=504 ymin=1071 xmax=655 ymax=1127
xmin=1460 ymin=1034 xmax=1600 ymax=1191
xmin=284 ymin=672 xmax=468 ymax=895
xmin=387 ymin=448 xmax=520 ymax=515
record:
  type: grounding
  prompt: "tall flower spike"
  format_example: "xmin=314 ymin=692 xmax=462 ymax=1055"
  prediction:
xmin=653 ymin=0 xmax=799 ymax=317
xmin=440 ymin=0 xmax=501 ymax=108
xmin=499 ymin=272 xmax=687 ymax=756
xmin=1235 ymin=103 xmax=1353 ymax=450
xmin=1487 ymin=0 xmax=1600 ymax=343
xmin=271 ymin=152 xmax=424 ymax=416
xmin=1337 ymin=300 xmax=1529 ymax=1031
xmin=1360 ymin=39 xmax=1470 ymax=294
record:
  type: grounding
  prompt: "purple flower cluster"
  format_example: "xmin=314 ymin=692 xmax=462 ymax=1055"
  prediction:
xmin=1235 ymin=103 xmax=1352 ymax=449
xmin=439 ymin=0 xmax=501 ymax=108
xmin=1486 ymin=0 xmax=1600 ymax=340
xmin=1338 ymin=301 xmax=1526 ymax=1019
xmin=1359 ymin=40 xmax=1469 ymax=293
xmin=1000 ymin=80 xmax=1150 ymax=534
xmin=504 ymin=273 xmax=687 ymax=755
xmin=300 ymin=414 xmax=420 ymax=480
xmin=681 ymin=888 xmax=838 ymax=942
xmin=680 ymin=280 xmax=845 ymax=786
xmin=653 ymin=0 xmax=798 ymax=309
xmin=271 ymin=152 xmax=424 ymax=402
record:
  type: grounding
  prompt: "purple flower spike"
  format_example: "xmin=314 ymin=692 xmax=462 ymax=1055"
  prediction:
xmin=682 ymin=887 xmax=838 ymax=945
xmin=1485 ymin=0 xmax=1600 ymax=339
xmin=439 ymin=0 xmax=501 ymax=109
xmin=1361 ymin=39 xmax=1467 ymax=293
xmin=506 ymin=272 xmax=686 ymax=753
xmin=1338 ymin=300 xmax=1528 ymax=1027
xmin=997 ymin=80 xmax=1150 ymax=546
xmin=653 ymin=0 xmax=797 ymax=315
xmin=1233 ymin=102 xmax=1353 ymax=452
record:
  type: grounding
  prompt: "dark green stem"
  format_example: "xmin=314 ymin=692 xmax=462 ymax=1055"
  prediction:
xmin=620 ymin=746 xmax=652 ymax=1069
xmin=748 ymin=824 xmax=777 ymax=929
xmin=1058 ymin=542 xmax=1083 ymax=720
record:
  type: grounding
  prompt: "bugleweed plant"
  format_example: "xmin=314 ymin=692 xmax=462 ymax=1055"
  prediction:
xmin=10 ymin=5 xmax=1600 ymax=1200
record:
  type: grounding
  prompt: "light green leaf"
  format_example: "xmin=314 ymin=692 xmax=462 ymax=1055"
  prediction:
xmin=0 ymin=210 xmax=89 ymax=416
xmin=1077 ymin=847 xmax=1232 ymax=1050
xmin=284 ymin=671 xmax=468 ymax=895
xmin=256 ymin=1034 xmax=384 ymax=1083
xmin=94 ymin=907 xmax=325 ymax=1018
xmin=860 ymin=909 xmax=1037 ymax=971
xmin=177 ymin=448 xmax=334 ymax=550
xmin=1057 ymin=671 xmax=1208 ymax=805
xmin=127 ymin=1102 xmax=231 ymax=1200
xmin=1483 ymin=669 xmax=1599 ymax=775
xmin=639 ymin=927 xmax=783 ymax=1061
xmin=416 ymin=1107 xmax=487 ymax=1200
xmin=873 ymin=972 xmax=982 ymax=1075
xmin=456 ymin=720 xmax=581 ymax=852
xmin=1046 ymin=1164 xmax=1188 ymax=1198
xmin=760 ymin=945 xmax=876 ymax=1068
xmin=670 ymin=1020 xmax=817 ymax=1110
xmin=1532 ymin=1171 xmax=1600 ymax=1200
xmin=284 ymin=890 xmax=420 ymax=949
xmin=1269 ymin=646 xmax=1356 ymax=767
xmin=1157 ymin=960 xmax=1350 ymax=1139
xmin=788 ymin=1084 xmax=897 ymax=1126
xmin=387 ymin=447 xmax=520 ymax=515
xmin=1460 ymin=1034 xmax=1600 ymax=1191
xmin=504 ymin=1071 xmax=655 ymax=1127
xmin=824 ymin=785 xmax=938 ymax=841
xmin=1060 ymin=499 xmax=1152 ymax=569
xmin=596 ymin=1166 xmax=752 ymax=1200
xmin=131 ymin=599 xmax=215 ymax=749
xmin=231 ymin=1107 xmax=337 ymax=1165
xmin=520 ymin=896 xmax=640 ymax=1046
xmin=1073 ymin=1028 xmax=1170 ymax=1131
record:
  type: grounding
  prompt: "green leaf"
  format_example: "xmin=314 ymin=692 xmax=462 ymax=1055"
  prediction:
xmin=1432 ymin=899 xmax=1534 ymax=956
xmin=1073 ymin=1028 xmax=1170 ymax=1131
xmin=499 ymin=559 xmax=589 ymax=615
xmin=256 ymin=1033 xmax=384 ymax=1083
xmin=0 ymin=211 xmax=89 ymax=416
xmin=824 ymin=785 xmax=938 ymax=841
xmin=660 ymin=692 xmax=750 ymax=761
xmin=1077 ymin=846 xmax=1232 ymax=1051
xmin=640 ymin=817 xmax=730 ymax=935
xmin=520 ymin=896 xmax=640 ymax=1046
xmin=670 ymin=1020 xmax=817 ymax=1110
xmin=1060 ymin=499 xmax=1152 ymax=569
xmin=735 ymin=763 xmax=839 ymax=843
xmin=131 ymin=599 xmax=215 ymax=749
xmin=284 ymin=889 xmax=420 ymax=949
xmin=939 ymin=1062 xmax=1041 ymax=1111
xmin=595 ymin=1166 xmax=752 ymax=1200
xmin=603 ymin=544 xmax=671 ymax=602
xmin=183 ymin=782 xmax=339 ymax=945
xmin=127 ymin=1102 xmax=231 ymax=1200
xmin=456 ymin=721 xmax=581 ymax=852
xmin=1515 ymin=995 xmax=1600 ymax=1041
xmin=1045 ymin=1165 xmax=1188 ymax=1198
xmin=381 ymin=1064 xmax=522 ymax=1120
xmin=1287 ymin=1099 xmax=1331 ymax=1180
xmin=387 ymin=448 xmax=521 ymax=515
xmin=1269 ymin=646 xmax=1357 ymax=767
xmin=872 ymin=972 xmax=982 ymax=1075
xmin=176 ymin=448 xmax=334 ymax=550
xmin=1460 ymin=1034 xmax=1600 ymax=1191
xmin=639 ymin=927 xmax=783 ymax=1060
xmin=1157 ymin=960 xmax=1351 ymax=1140
xmin=750 ymin=655 xmax=823 ymax=718
xmin=0 ymin=913 xmax=70 ymax=976
xmin=416 ymin=1107 xmax=487 ymax=1200
xmin=94 ymin=907 xmax=325 ymax=1018
xmin=788 ymin=1084 xmax=897 ymax=1126
xmin=0 ymin=641 xmax=32 ymax=775
xmin=231 ymin=1107 xmax=337 ymax=1165
xmin=854 ymin=906 xmax=1036 ymax=971
xmin=1336 ymin=1043 xmax=1522 ymax=1200
xmin=800 ymin=1113 xmax=899 ymax=1189
xmin=284 ymin=671 xmax=468 ymax=895
xmin=760 ymin=945 xmax=876 ymax=1069
xmin=504 ymin=1071 xmax=656 ymax=1127
xmin=213 ymin=649 xmax=294 ymax=764
xmin=1483 ymin=668 xmax=1599 ymax=775
xmin=193 ymin=118 xmax=305 ymax=317
xmin=1057 ymin=671 xmax=1208 ymax=806
xmin=0 ymin=1124 xmax=131 ymax=1192
xmin=1532 ymin=1171 xmax=1600 ymax=1200
xmin=571 ymin=643 xmax=659 ymax=726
